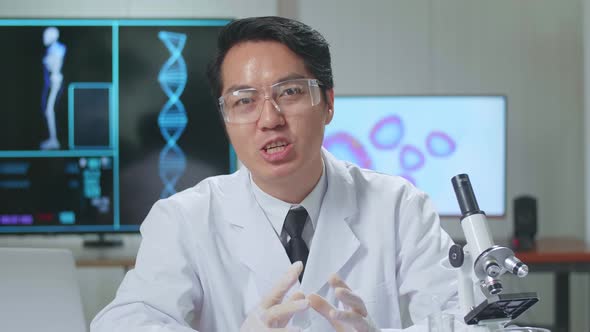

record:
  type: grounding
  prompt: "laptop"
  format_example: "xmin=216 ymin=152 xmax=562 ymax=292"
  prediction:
xmin=0 ymin=248 xmax=87 ymax=332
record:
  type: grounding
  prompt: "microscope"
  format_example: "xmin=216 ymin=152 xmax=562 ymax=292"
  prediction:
xmin=448 ymin=174 xmax=538 ymax=331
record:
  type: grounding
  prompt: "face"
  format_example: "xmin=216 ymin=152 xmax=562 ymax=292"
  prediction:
xmin=220 ymin=41 xmax=334 ymax=188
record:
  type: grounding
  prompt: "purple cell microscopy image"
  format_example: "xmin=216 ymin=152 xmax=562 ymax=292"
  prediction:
xmin=426 ymin=131 xmax=456 ymax=157
xmin=323 ymin=132 xmax=372 ymax=169
xmin=369 ymin=115 xmax=404 ymax=150
xmin=399 ymin=145 xmax=425 ymax=172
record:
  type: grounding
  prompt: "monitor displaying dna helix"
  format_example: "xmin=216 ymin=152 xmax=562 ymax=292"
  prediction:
xmin=0 ymin=19 xmax=235 ymax=234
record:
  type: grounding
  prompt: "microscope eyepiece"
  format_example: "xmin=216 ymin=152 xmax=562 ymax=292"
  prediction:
xmin=451 ymin=174 xmax=485 ymax=218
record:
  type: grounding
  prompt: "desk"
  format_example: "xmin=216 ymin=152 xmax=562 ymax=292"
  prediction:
xmin=76 ymin=257 xmax=135 ymax=271
xmin=515 ymin=237 xmax=590 ymax=332
xmin=72 ymin=242 xmax=138 ymax=271
xmin=0 ymin=235 xmax=140 ymax=271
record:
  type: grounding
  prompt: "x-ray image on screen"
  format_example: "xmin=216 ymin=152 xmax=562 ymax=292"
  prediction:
xmin=40 ymin=27 xmax=67 ymax=150
xmin=0 ymin=25 xmax=112 ymax=151
xmin=324 ymin=96 xmax=506 ymax=217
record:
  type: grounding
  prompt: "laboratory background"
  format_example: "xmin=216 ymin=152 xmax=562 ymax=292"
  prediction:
xmin=0 ymin=0 xmax=589 ymax=331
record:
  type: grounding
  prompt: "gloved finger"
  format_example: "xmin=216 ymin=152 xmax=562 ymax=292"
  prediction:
xmin=329 ymin=274 xmax=368 ymax=316
xmin=307 ymin=293 xmax=347 ymax=331
xmin=260 ymin=299 xmax=309 ymax=327
xmin=330 ymin=309 xmax=369 ymax=332
xmin=334 ymin=287 xmax=368 ymax=317
xmin=328 ymin=274 xmax=352 ymax=291
xmin=260 ymin=261 xmax=304 ymax=309
xmin=268 ymin=328 xmax=302 ymax=332
xmin=275 ymin=291 xmax=307 ymax=326
xmin=288 ymin=291 xmax=306 ymax=301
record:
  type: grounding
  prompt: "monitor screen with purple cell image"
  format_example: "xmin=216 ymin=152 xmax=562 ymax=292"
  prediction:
xmin=323 ymin=95 xmax=506 ymax=217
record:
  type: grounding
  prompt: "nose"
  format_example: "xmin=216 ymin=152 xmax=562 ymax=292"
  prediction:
xmin=257 ymin=96 xmax=285 ymax=129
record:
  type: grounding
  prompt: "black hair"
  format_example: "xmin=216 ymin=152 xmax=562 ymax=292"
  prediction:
xmin=207 ymin=16 xmax=334 ymax=100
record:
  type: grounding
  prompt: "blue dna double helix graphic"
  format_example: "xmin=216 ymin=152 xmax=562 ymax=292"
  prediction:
xmin=157 ymin=31 xmax=188 ymax=198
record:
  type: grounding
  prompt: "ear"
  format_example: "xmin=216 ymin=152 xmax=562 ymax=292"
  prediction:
xmin=324 ymin=88 xmax=335 ymax=125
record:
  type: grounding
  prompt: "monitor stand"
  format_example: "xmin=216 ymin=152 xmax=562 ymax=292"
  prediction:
xmin=83 ymin=233 xmax=123 ymax=248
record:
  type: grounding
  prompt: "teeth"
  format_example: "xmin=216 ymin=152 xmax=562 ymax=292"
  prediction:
xmin=266 ymin=146 xmax=286 ymax=154
xmin=264 ymin=141 xmax=287 ymax=150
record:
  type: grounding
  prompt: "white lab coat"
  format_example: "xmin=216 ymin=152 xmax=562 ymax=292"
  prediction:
xmin=91 ymin=149 xmax=459 ymax=332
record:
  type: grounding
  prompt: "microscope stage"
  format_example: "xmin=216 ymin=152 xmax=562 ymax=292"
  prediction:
xmin=464 ymin=292 xmax=539 ymax=325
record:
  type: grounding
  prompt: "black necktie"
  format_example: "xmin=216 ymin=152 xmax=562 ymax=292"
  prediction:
xmin=283 ymin=206 xmax=309 ymax=282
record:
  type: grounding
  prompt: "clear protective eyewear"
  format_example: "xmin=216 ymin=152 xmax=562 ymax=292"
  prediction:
xmin=218 ymin=78 xmax=322 ymax=124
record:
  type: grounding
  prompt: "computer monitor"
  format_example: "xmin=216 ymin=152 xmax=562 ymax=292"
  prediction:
xmin=0 ymin=19 xmax=235 ymax=235
xmin=324 ymin=95 xmax=506 ymax=217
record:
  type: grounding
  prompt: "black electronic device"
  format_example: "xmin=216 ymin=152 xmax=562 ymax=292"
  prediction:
xmin=512 ymin=195 xmax=537 ymax=251
xmin=0 ymin=19 xmax=235 ymax=242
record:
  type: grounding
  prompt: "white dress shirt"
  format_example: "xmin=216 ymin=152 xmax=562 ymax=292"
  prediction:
xmin=249 ymin=161 xmax=327 ymax=249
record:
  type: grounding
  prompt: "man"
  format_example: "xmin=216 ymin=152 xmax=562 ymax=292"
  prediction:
xmin=91 ymin=16 xmax=459 ymax=331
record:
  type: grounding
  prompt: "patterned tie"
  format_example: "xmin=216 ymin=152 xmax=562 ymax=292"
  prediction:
xmin=283 ymin=206 xmax=309 ymax=282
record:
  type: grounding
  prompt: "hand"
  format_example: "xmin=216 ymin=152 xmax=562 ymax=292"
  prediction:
xmin=308 ymin=274 xmax=379 ymax=332
xmin=240 ymin=261 xmax=309 ymax=332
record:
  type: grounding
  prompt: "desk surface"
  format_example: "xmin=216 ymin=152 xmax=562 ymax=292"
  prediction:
xmin=515 ymin=237 xmax=590 ymax=264
xmin=76 ymin=257 xmax=136 ymax=268
xmin=0 ymin=235 xmax=140 ymax=268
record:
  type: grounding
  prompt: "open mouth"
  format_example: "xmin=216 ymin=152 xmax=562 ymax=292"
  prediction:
xmin=263 ymin=141 xmax=289 ymax=154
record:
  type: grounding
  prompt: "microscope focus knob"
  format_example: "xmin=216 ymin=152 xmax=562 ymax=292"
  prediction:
xmin=449 ymin=244 xmax=464 ymax=268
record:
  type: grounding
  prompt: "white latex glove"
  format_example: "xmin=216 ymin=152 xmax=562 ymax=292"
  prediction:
xmin=240 ymin=261 xmax=309 ymax=332
xmin=308 ymin=274 xmax=379 ymax=332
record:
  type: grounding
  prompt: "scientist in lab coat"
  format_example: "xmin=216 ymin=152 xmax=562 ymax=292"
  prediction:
xmin=91 ymin=16 xmax=459 ymax=332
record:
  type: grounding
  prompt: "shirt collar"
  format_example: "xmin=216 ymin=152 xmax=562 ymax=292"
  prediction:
xmin=250 ymin=159 xmax=328 ymax=235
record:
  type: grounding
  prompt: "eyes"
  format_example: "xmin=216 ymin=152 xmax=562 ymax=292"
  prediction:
xmin=231 ymin=86 xmax=305 ymax=108
xmin=280 ymin=86 xmax=303 ymax=97
xmin=235 ymin=97 xmax=254 ymax=106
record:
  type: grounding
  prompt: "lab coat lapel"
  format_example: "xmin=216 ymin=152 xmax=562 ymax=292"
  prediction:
xmin=224 ymin=169 xmax=292 ymax=294
xmin=300 ymin=149 xmax=360 ymax=294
